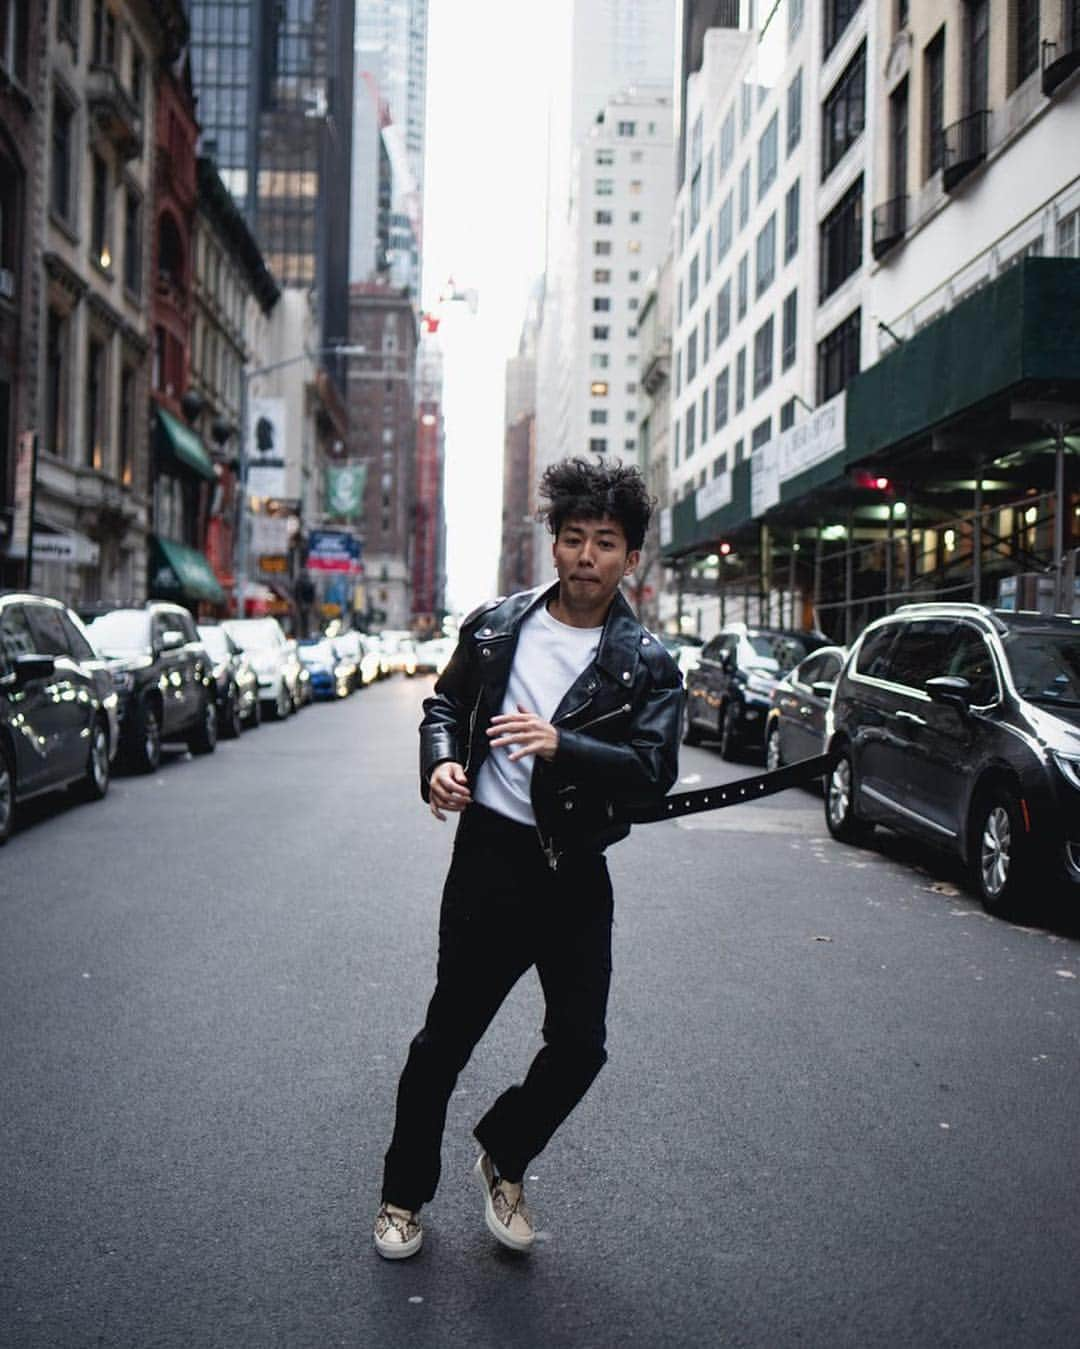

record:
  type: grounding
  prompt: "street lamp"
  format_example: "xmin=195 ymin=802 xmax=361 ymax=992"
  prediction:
xmin=235 ymin=343 xmax=366 ymax=618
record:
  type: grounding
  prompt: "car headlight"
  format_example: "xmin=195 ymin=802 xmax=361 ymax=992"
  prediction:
xmin=1052 ymin=752 xmax=1080 ymax=791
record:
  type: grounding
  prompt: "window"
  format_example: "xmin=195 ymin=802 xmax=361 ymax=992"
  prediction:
xmin=755 ymin=214 xmax=776 ymax=297
xmin=719 ymin=107 xmax=735 ymax=174
xmin=590 ymin=409 xmax=608 ymax=425
xmin=703 ymin=310 xmax=711 ymax=363
xmin=890 ymin=78 xmax=909 ymax=200
xmin=751 ymin=417 xmax=772 ymax=453
xmin=790 ymin=0 xmax=805 ymax=41
xmin=734 ymin=437 xmax=746 ymax=464
xmin=674 ymin=421 xmax=680 ymax=465
xmin=592 ymin=296 xmax=611 ymax=312
xmin=822 ymin=44 xmax=866 ymax=180
xmin=124 ymin=189 xmax=141 ymax=294
xmin=716 ymin=281 xmax=731 ymax=345
xmin=675 ymin=351 xmax=681 ymax=395
xmin=705 ymin=227 xmax=713 ymax=283
xmin=685 ymin=404 xmax=697 ymax=458
xmin=1058 ymin=208 xmax=1080 ymax=258
xmin=717 ymin=191 xmax=734 ymax=263
xmin=594 ymin=209 xmax=613 ymax=225
xmin=629 ymin=270 xmax=640 ymax=282
xmin=630 ymin=210 xmax=642 ymax=224
xmin=817 ymin=308 xmax=861 ymax=403
xmin=753 ymin=317 xmax=774 ymax=395
xmin=706 ymin=147 xmax=715 ymax=204
xmin=887 ymin=620 xmax=956 ymax=691
xmin=57 ymin=0 xmax=78 ymax=51
xmin=946 ymin=625 xmax=998 ymax=704
xmin=119 ymin=367 xmax=135 ymax=485
xmin=689 ymin=254 xmax=699 ymax=308
xmin=51 ymin=93 xmax=75 ymax=223
xmin=713 ymin=454 xmax=728 ymax=478
xmin=45 ymin=308 xmax=67 ymax=458
xmin=590 ymin=381 xmax=609 ymax=396
xmin=0 ymin=0 xmax=29 ymax=82
xmin=1013 ymin=0 xmax=1039 ymax=87
xmin=629 ymin=180 xmax=643 ymax=195
xmin=824 ymin=0 xmax=860 ymax=58
xmin=787 ymin=70 xmax=803 ymax=156
xmin=782 ymin=290 xmax=798 ymax=369
xmin=965 ymin=0 xmax=989 ymax=116
xmin=738 ymin=161 xmax=751 ymax=228
xmin=593 ymin=268 xmax=611 ymax=284
xmin=714 ymin=368 xmax=730 ymax=430
xmin=592 ymin=325 xmax=609 ymax=340
xmin=687 ymin=330 xmax=698 ymax=382
xmin=757 ymin=114 xmax=778 ymax=200
xmin=740 ymin=81 xmax=753 ymax=135
xmin=784 ymin=179 xmax=800 ymax=262
xmin=595 ymin=179 xmax=614 ymax=196
xmin=91 ymin=154 xmax=110 ymax=268
xmin=735 ymin=347 xmax=746 ymax=412
xmin=737 ymin=253 xmax=749 ymax=320
xmin=594 ymin=240 xmax=612 ymax=256
xmin=625 ymin=409 xmax=636 ymax=424
xmin=617 ymin=121 xmax=636 ymax=136
xmin=925 ymin=29 xmax=945 ymax=178
xmin=595 ymin=148 xmax=614 ymax=165
xmin=86 ymin=337 xmax=106 ymax=470
xmin=590 ymin=353 xmax=610 ymax=370
xmin=131 ymin=46 xmax=144 ymax=107
xmin=819 ymin=176 xmax=863 ymax=300
xmin=589 ymin=438 xmax=608 ymax=453
xmin=780 ymin=398 xmax=796 ymax=431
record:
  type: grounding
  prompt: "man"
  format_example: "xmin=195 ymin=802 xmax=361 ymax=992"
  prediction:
xmin=374 ymin=457 xmax=682 ymax=1259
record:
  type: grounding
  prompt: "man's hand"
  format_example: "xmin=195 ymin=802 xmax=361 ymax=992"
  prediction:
xmin=428 ymin=761 xmax=472 ymax=821
xmin=487 ymin=705 xmax=559 ymax=764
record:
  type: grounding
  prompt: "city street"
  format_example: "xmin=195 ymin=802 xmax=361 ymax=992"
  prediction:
xmin=1 ymin=675 xmax=1078 ymax=1349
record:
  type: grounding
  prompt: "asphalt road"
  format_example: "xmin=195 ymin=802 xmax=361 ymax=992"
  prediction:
xmin=1 ymin=677 xmax=1078 ymax=1348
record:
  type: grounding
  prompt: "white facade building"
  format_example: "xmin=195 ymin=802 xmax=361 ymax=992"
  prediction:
xmin=669 ymin=1 xmax=881 ymax=633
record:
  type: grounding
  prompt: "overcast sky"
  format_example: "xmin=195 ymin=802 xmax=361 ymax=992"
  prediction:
xmin=420 ymin=0 xmax=570 ymax=613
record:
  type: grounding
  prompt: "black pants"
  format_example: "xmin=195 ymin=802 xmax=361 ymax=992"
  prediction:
xmin=381 ymin=803 xmax=614 ymax=1211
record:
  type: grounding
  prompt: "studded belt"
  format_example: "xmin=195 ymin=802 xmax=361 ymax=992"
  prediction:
xmin=616 ymin=751 xmax=838 ymax=825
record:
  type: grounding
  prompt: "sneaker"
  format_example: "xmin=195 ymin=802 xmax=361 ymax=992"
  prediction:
xmin=472 ymin=1151 xmax=535 ymax=1253
xmin=373 ymin=1202 xmax=423 ymax=1260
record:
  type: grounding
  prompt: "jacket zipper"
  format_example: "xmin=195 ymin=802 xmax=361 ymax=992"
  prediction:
xmin=463 ymin=685 xmax=483 ymax=776
xmin=573 ymin=702 xmax=631 ymax=732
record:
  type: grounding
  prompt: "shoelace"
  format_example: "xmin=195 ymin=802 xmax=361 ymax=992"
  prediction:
xmin=381 ymin=1206 xmax=418 ymax=1239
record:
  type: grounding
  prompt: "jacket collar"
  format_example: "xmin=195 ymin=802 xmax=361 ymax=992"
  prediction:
xmin=479 ymin=582 xmax=641 ymax=687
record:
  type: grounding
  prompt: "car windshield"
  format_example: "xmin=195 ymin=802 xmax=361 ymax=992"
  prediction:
xmin=224 ymin=620 xmax=280 ymax=650
xmin=198 ymin=627 xmax=228 ymax=658
xmin=1005 ymin=631 xmax=1080 ymax=707
xmin=87 ymin=610 xmax=151 ymax=654
xmin=746 ymin=633 xmax=819 ymax=674
xmin=300 ymin=641 xmax=335 ymax=663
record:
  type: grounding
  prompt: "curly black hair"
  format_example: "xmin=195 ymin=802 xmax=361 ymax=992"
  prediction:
xmin=537 ymin=457 xmax=653 ymax=553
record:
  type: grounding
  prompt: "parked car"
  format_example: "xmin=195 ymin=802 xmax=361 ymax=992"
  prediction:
xmin=297 ymin=638 xmax=352 ymax=700
xmin=222 ymin=617 xmax=302 ymax=719
xmin=86 ymin=603 xmax=218 ymax=772
xmin=414 ymin=637 xmax=453 ymax=676
xmin=683 ymin=623 xmax=830 ymax=759
xmin=380 ymin=630 xmax=418 ymax=676
xmin=333 ymin=630 xmax=382 ymax=687
xmin=660 ymin=632 xmax=705 ymax=680
xmin=197 ymin=624 xmax=260 ymax=735
xmin=0 ymin=592 xmax=118 ymax=842
xmin=825 ymin=602 xmax=1080 ymax=918
xmin=765 ymin=645 xmax=847 ymax=771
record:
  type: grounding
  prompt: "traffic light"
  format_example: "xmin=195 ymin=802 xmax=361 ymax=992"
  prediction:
xmin=852 ymin=470 xmax=892 ymax=492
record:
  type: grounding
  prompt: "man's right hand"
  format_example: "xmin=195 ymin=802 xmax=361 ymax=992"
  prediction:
xmin=428 ymin=761 xmax=472 ymax=821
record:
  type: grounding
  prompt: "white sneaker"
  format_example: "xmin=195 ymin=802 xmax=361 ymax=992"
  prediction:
xmin=373 ymin=1202 xmax=423 ymax=1260
xmin=473 ymin=1152 xmax=535 ymax=1253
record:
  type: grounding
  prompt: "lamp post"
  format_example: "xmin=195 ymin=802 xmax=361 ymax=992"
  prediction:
xmin=235 ymin=343 xmax=365 ymax=618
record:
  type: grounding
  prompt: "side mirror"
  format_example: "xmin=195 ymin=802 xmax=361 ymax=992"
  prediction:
xmin=13 ymin=653 xmax=57 ymax=684
xmin=810 ymin=680 xmax=835 ymax=700
xmin=926 ymin=675 xmax=972 ymax=709
xmin=159 ymin=629 xmax=185 ymax=651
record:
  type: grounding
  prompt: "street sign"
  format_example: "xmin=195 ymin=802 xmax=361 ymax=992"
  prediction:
xmin=326 ymin=465 xmax=367 ymax=519
xmin=258 ymin=554 xmax=289 ymax=574
xmin=307 ymin=529 xmax=362 ymax=573
xmin=7 ymin=430 xmax=36 ymax=559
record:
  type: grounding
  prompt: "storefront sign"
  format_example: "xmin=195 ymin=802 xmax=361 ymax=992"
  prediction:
xmin=34 ymin=532 xmax=100 ymax=565
xmin=247 ymin=397 xmax=287 ymax=499
xmin=258 ymin=554 xmax=289 ymax=575
xmin=695 ymin=471 xmax=732 ymax=522
xmin=307 ymin=529 xmax=362 ymax=573
xmin=751 ymin=440 xmax=780 ymax=518
xmin=777 ymin=392 xmax=845 ymax=485
xmin=326 ymin=465 xmax=367 ymax=519
xmin=250 ymin=513 xmax=289 ymax=556
xmin=7 ymin=431 xmax=36 ymax=559
xmin=659 ymin=507 xmax=672 ymax=548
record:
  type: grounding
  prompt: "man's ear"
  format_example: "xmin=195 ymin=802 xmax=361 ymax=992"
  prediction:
xmin=624 ymin=549 xmax=641 ymax=575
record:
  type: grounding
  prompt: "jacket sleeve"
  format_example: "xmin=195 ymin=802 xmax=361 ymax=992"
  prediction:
xmin=417 ymin=616 xmax=483 ymax=801
xmin=552 ymin=658 xmax=682 ymax=800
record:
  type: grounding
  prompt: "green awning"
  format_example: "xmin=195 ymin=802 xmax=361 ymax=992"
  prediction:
xmin=157 ymin=407 xmax=216 ymax=482
xmin=150 ymin=535 xmax=225 ymax=604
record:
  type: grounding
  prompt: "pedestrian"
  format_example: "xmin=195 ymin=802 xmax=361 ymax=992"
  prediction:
xmin=373 ymin=456 xmax=682 ymax=1259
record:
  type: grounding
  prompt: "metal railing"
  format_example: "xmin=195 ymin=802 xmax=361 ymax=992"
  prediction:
xmin=871 ymin=195 xmax=908 ymax=260
xmin=941 ymin=110 xmax=989 ymax=192
xmin=1042 ymin=1 xmax=1080 ymax=96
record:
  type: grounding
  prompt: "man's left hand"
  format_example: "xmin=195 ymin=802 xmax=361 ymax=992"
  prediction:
xmin=487 ymin=704 xmax=559 ymax=763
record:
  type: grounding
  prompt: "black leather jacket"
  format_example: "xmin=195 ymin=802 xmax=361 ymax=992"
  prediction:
xmin=419 ymin=583 xmax=682 ymax=869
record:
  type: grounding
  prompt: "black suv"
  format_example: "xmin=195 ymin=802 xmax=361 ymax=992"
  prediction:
xmin=86 ymin=603 xmax=218 ymax=772
xmin=683 ymin=623 xmax=830 ymax=759
xmin=0 ymin=592 xmax=117 ymax=843
xmin=825 ymin=602 xmax=1080 ymax=917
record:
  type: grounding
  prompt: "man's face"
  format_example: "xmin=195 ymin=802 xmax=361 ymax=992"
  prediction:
xmin=552 ymin=515 xmax=640 ymax=613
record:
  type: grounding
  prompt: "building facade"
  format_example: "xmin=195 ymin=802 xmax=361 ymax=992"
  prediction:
xmin=346 ymin=282 xmax=418 ymax=629
xmin=30 ymin=0 xmax=188 ymax=611
xmin=635 ymin=254 xmax=673 ymax=630
xmin=412 ymin=334 xmax=444 ymax=632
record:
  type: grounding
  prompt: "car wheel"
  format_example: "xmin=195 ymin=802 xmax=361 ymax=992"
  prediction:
xmin=825 ymin=748 xmax=872 ymax=845
xmin=246 ymin=696 xmax=261 ymax=729
xmin=77 ymin=717 xmax=110 ymax=801
xmin=274 ymin=685 xmax=290 ymax=720
xmin=719 ymin=702 xmax=742 ymax=761
xmin=222 ymin=685 xmax=242 ymax=739
xmin=766 ymin=722 xmax=783 ymax=772
xmin=971 ymin=787 xmax=1031 ymax=919
xmin=0 ymin=743 xmax=14 ymax=845
xmin=681 ymin=693 xmax=702 ymax=746
xmin=133 ymin=700 xmax=162 ymax=774
xmin=189 ymin=693 xmax=218 ymax=754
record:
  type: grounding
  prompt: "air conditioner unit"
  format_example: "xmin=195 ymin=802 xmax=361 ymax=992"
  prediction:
xmin=0 ymin=268 xmax=15 ymax=300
